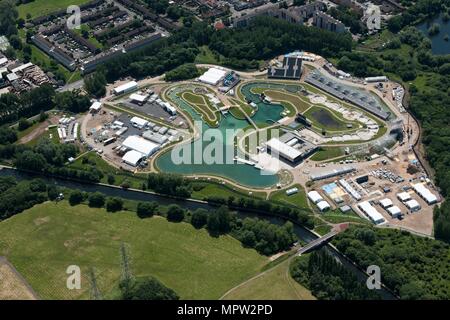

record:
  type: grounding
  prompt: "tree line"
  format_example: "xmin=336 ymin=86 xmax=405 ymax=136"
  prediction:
xmin=290 ymin=248 xmax=380 ymax=300
xmin=334 ymin=225 xmax=450 ymax=299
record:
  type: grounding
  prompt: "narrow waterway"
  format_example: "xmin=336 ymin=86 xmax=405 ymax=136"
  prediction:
xmin=0 ymin=167 xmax=396 ymax=299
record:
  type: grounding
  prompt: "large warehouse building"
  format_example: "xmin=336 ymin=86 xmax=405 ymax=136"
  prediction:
xmin=113 ymin=81 xmax=138 ymax=95
xmin=358 ymin=201 xmax=385 ymax=225
xmin=265 ymin=133 xmax=317 ymax=164
xmin=122 ymin=135 xmax=160 ymax=158
xmin=198 ymin=67 xmax=228 ymax=86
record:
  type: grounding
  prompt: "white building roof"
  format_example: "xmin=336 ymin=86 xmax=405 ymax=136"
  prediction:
xmin=130 ymin=93 xmax=147 ymax=102
xmin=405 ymin=199 xmax=420 ymax=210
xmin=130 ymin=116 xmax=148 ymax=127
xmin=307 ymin=190 xmax=323 ymax=204
xmin=114 ymin=81 xmax=138 ymax=94
xmin=316 ymin=200 xmax=330 ymax=211
xmin=397 ymin=192 xmax=411 ymax=202
xmin=387 ymin=205 xmax=401 ymax=217
xmin=266 ymin=138 xmax=302 ymax=161
xmin=11 ymin=62 xmax=33 ymax=73
xmin=198 ymin=67 xmax=227 ymax=85
xmin=122 ymin=135 xmax=159 ymax=157
xmin=89 ymin=101 xmax=102 ymax=111
xmin=358 ymin=201 xmax=385 ymax=224
xmin=122 ymin=150 xmax=144 ymax=166
xmin=412 ymin=183 xmax=438 ymax=204
xmin=6 ymin=73 xmax=19 ymax=81
xmin=0 ymin=57 xmax=7 ymax=66
xmin=379 ymin=198 xmax=393 ymax=208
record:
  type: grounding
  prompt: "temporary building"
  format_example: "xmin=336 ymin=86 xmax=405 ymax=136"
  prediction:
xmin=387 ymin=205 xmax=401 ymax=218
xmin=316 ymin=200 xmax=331 ymax=212
xmin=358 ymin=201 xmax=385 ymax=225
xmin=286 ymin=187 xmax=299 ymax=196
xmin=122 ymin=135 xmax=160 ymax=157
xmin=379 ymin=198 xmax=393 ymax=209
xmin=412 ymin=183 xmax=438 ymax=205
xmin=397 ymin=192 xmax=411 ymax=202
xmin=307 ymin=190 xmax=323 ymax=204
xmin=89 ymin=101 xmax=102 ymax=112
xmin=338 ymin=179 xmax=361 ymax=201
xmin=113 ymin=81 xmax=138 ymax=95
xmin=129 ymin=93 xmax=148 ymax=104
xmin=130 ymin=116 xmax=148 ymax=129
xmin=405 ymin=199 xmax=421 ymax=212
xmin=122 ymin=150 xmax=144 ymax=167
xmin=198 ymin=68 xmax=227 ymax=85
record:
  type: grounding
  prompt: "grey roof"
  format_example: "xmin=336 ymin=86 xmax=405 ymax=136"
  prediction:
xmin=268 ymin=56 xmax=302 ymax=80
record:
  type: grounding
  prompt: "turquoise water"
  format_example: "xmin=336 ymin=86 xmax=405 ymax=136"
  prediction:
xmin=155 ymin=84 xmax=281 ymax=188
xmin=417 ymin=13 xmax=450 ymax=55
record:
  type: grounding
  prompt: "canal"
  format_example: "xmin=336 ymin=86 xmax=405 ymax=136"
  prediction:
xmin=0 ymin=167 xmax=396 ymax=299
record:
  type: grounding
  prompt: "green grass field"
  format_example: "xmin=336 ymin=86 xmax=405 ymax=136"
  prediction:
xmin=0 ymin=201 xmax=269 ymax=300
xmin=18 ymin=0 xmax=90 ymax=19
xmin=221 ymin=259 xmax=315 ymax=300
xmin=180 ymin=91 xmax=220 ymax=127
xmin=309 ymin=147 xmax=344 ymax=162
xmin=269 ymin=184 xmax=310 ymax=211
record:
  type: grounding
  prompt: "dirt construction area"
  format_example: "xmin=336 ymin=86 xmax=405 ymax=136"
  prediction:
xmin=0 ymin=257 xmax=38 ymax=300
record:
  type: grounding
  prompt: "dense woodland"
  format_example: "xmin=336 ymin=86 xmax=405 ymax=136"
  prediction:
xmin=290 ymin=249 xmax=380 ymax=300
xmin=334 ymin=226 xmax=450 ymax=299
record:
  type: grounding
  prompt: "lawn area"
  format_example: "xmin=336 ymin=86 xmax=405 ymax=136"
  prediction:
xmin=262 ymin=89 xmax=310 ymax=113
xmin=0 ymin=201 xmax=269 ymax=300
xmin=309 ymin=147 xmax=344 ymax=162
xmin=191 ymin=181 xmax=266 ymax=200
xmin=269 ymin=184 xmax=310 ymax=211
xmin=321 ymin=209 xmax=370 ymax=224
xmin=18 ymin=0 xmax=90 ymax=19
xmin=180 ymin=91 xmax=220 ymax=127
xmin=68 ymin=152 xmax=147 ymax=188
xmin=195 ymin=46 xmax=220 ymax=65
xmin=221 ymin=259 xmax=315 ymax=300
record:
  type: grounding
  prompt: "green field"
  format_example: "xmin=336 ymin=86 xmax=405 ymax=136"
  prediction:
xmin=309 ymin=147 xmax=344 ymax=162
xmin=180 ymin=91 xmax=220 ymax=127
xmin=0 ymin=201 xmax=268 ymax=300
xmin=262 ymin=89 xmax=310 ymax=113
xmin=269 ymin=184 xmax=310 ymax=211
xmin=18 ymin=0 xmax=90 ymax=19
xmin=222 ymin=259 xmax=314 ymax=300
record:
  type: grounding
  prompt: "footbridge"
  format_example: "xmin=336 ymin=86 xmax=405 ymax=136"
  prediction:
xmin=297 ymin=223 xmax=349 ymax=256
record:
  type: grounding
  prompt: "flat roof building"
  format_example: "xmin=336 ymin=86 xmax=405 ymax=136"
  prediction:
xmin=266 ymin=138 xmax=302 ymax=163
xmin=89 ymin=101 xmax=102 ymax=113
xmin=130 ymin=116 xmax=148 ymax=129
xmin=310 ymin=166 xmax=355 ymax=181
xmin=198 ymin=68 xmax=227 ymax=86
xmin=130 ymin=93 xmax=148 ymax=105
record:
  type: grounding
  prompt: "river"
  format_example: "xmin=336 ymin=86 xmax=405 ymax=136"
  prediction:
xmin=0 ymin=167 xmax=396 ymax=299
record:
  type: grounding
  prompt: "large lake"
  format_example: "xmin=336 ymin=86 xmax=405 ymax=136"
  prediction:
xmin=416 ymin=13 xmax=450 ymax=55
